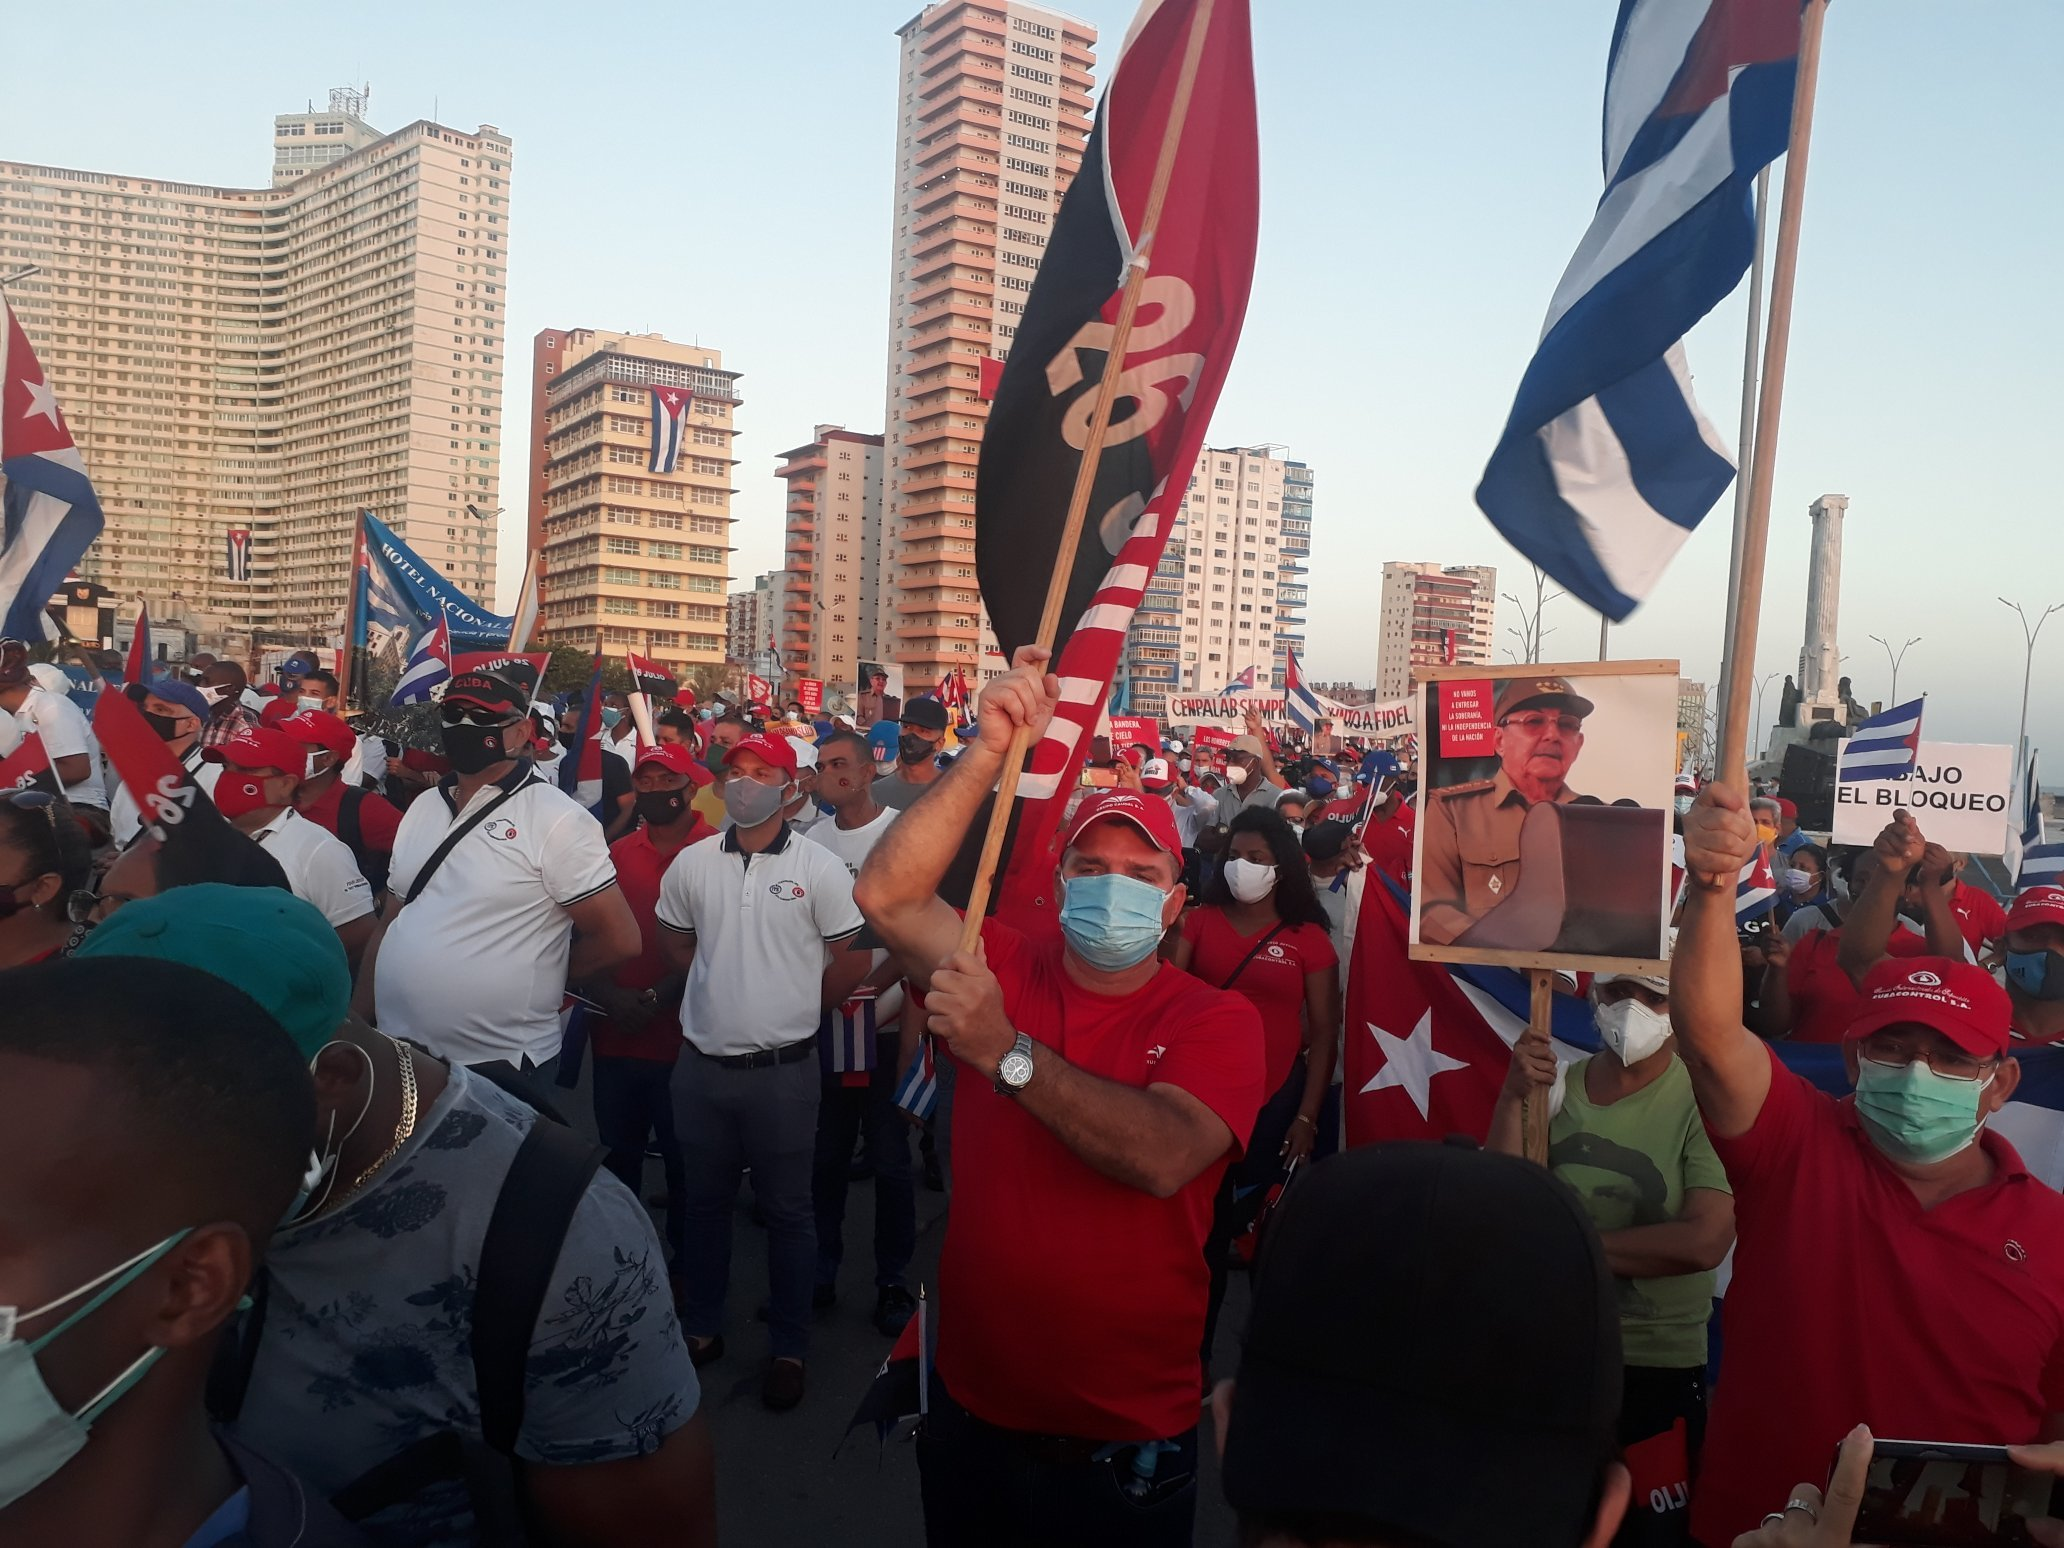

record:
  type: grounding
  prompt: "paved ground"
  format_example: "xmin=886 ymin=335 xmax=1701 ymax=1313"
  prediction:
xmin=647 ymin=1165 xmax=1246 ymax=1545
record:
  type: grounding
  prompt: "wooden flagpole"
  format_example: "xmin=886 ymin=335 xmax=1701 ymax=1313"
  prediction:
xmin=1716 ymin=0 xmax=1831 ymax=780
xmin=1715 ymin=166 xmax=1771 ymax=738
xmin=1524 ymin=968 xmax=1553 ymax=1164
xmin=954 ymin=0 xmax=1221 ymax=954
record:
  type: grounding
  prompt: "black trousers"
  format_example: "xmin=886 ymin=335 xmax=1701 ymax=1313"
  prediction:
xmin=591 ymin=1055 xmax=686 ymax=1260
xmin=917 ymin=1375 xmax=1198 ymax=1548
xmin=1199 ymin=1055 xmax=1306 ymax=1373
xmin=1617 ymin=1363 xmax=1708 ymax=1548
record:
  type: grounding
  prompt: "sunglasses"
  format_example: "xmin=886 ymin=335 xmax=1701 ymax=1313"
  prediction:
xmin=439 ymin=704 xmax=518 ymax=728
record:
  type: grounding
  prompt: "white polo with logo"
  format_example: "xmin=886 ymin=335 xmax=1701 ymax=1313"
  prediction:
xmin=378 ymin=769 xmax=618 ymax=1067
xmin=249 ymin=806 xmax=374 ymax=928
xmin=656 ymin=823 xmax=864 ymax=1057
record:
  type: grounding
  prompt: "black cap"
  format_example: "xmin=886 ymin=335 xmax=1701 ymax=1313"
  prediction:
xmin=901 ymin=697 xmax=949 ymax=732
xmin=1301 ymin=818 xmax=1353 ymax=864
xmin=1222 ymin=1143 xmax=1622 ymax=1548
xmin=441 ymin=671 xmax=527 ymax=717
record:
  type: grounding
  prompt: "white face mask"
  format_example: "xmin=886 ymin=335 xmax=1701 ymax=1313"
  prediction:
xmin=1225 ymin=857 xmax=1278 ymax=904
xmin=198 ymin=684 xmax=229 ymax=707
xmin=1782 ymin=868 xmax=1817 ymax=895
xmin=1594 ymin=997 xmax=1672 ymax=1065
xmin=1672 ymin=794 xmax=1695 ymax=816
xmin=1226 ymin=764 xmax=1250 ymax=788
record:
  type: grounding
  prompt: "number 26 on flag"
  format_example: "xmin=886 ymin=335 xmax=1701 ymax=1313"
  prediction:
xmin=1042 ymin=274 xmax=1205 ymax=452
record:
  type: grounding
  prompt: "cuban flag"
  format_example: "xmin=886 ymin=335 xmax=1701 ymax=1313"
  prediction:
xmin=2015 ymin=752 xmax=2064 ymax=889
xmin=647 ymin=384 xmax=693 ymax=474
xmin=1476 ymin=0 xmax=1803 ymax=621
xmin=821 ymin=992 xmax=880 ymax=1077
xmin=1838 ymin=697 xmax=1924 ymax=782
xmin=1736 ymin=842 xmax=1777 ymax=921
xmin=0 ymin=302 xmax=106 ymax=642
xmin=390 ymin=612 xmax=453 ymax=705
xmin=1283 ymin=648 xmax=1324 ymax=735
xmin=1218 ymin=664 xmax=1258 ymax=695
xmin=893 ymin=1034 xmax=939 ymax=1123
xmin=225 ymin=527 xmax=252 ymax=582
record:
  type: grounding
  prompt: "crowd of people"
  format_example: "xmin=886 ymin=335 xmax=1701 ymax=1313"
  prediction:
xmin=8 ymin=633 xmax=2064 ymax=1547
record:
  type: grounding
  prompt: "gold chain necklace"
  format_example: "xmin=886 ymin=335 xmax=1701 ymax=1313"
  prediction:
xmin=332 ymin=1039 xmax=420 ymax=1209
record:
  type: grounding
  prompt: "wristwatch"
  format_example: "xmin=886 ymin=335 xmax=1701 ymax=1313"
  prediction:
xmin=994 ymin=1031 xmax=1036 ymax=1095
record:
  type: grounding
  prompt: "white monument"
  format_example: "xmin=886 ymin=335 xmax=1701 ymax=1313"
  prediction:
xmin=1765 ymin=493 xmax=1850 ymax=762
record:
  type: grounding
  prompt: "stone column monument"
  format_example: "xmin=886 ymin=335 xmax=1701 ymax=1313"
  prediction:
xmin=1764 ymin=493 xmax=1850 ymax=763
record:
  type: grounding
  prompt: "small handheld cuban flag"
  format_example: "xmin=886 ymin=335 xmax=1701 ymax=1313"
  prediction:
xmin=224 ymin=527 xmax=252 ymax=582
xmin=1736 ymin=843 xmax=1777 ymax=923
xmin=647 ymin=384 xmax=693 ymax=475
xmin=820 ymin=989 xmax=880 ymax=1080
xmin=893 ymin=1034 xmax=939 ymax=1123
xmin=1839 ymin=698 xmax=1924 ymax=783
xmin=1283 ymin=647 xmax=1323 ymax=736
xmin=390 ymin=612 xmax=453 ymax=706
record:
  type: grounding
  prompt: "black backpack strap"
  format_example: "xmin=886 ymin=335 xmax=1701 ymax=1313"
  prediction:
xmin=402 ymin=775 xmax=538 ymax=906
xmin=472 ymin=1117 xmax=605 ymax=1456
xmin=336 ymin=784 xmax=392 ymax=898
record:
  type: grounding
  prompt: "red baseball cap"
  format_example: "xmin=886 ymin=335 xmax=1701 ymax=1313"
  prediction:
xmin=634 ymin=741 xmax=715 ymax=787
xmin=2006 ymin=886 xmax=2064 ymax=935
xmin=725 ymin=732 xmax=797 ymax=777
xmin=205 ymin=726 xmax=308 ymax=776
xmin=1845 ymin=956 xmax=2013 ymax=1058
xmin=1061 ymin=788 xmax=1184 ymax=863
xmin=276 ymin=708 xmax=356 ymax=762
xmin=1774 ymin=797 xmax=1798 ymax=819
xmin=257 ymin=696 xmax=297 ymax=728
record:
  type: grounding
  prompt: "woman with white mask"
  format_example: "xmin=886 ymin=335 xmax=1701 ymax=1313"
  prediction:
xmin=1488 ymin=957 xmax=1736 ymax=1536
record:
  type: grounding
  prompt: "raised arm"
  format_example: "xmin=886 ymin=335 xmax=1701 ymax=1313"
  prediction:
xmin=852 ymin=646 xmax=1059 ymax=992
xmin=1675 ymin=783 xmax=1775 ymax=1139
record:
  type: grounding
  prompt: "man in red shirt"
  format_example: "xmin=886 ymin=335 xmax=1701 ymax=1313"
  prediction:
xmin=1677 ymin=783 xmax=2064 ymax=1545
xmin=855 ymin=645 xmax=1265 ymax=1548
xmin=580 ymin=742 xmax=715 ymax=1264
xmin=1953 ymin=852 xmax=2011 ymax=955
xmin=281 ymin=708 xmax=403 ymax=895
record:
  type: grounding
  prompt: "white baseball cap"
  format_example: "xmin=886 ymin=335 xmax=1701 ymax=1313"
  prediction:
xmin=785 ymin=734 xmax=819 ymax=772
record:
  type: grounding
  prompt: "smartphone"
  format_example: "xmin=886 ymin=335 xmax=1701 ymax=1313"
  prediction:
xmin=1843 ymin=1439 xmax=2054 ymax=1545
xmin=1080 ymin=766 xmax=1119 ymax=789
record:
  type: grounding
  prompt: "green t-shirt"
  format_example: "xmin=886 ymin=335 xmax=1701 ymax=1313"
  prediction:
xmin=1549 ymin=1055 xmax=1731 ymax=1370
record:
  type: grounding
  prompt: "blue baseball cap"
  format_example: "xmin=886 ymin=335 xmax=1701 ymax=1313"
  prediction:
xmin=77 ymin=883 xmax=349 ymax=1060
xmin=137 ymin=677 xmax=212 ymax=722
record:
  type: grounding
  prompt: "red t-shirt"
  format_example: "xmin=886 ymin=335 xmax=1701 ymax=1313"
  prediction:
xmin=1783 ymin=925 xmax=1929 ymax=1043
xmin=1956 ymin=880 xmax=2010 ymax=955
xmin=1179 ymin=909 xmax=1335 ymax=1097
xmin=296 ymin=778 xmax=403 ymax=856
xmin=937 ymin=920 xmax=1265 ymax=1441
xmin=1361 ymin=800 xmax=1415 ymax=884
xmin=590 ymin=820 xmax=716 ymax=1060
xmin=1693 ymin=1043 xmax=2064 ymax=1545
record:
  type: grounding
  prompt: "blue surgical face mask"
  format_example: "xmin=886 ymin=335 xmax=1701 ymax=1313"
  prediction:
xmin=1057 ymin=872 xmax=1171 ymax=971
xmin=1853 ymin=1056 xmax=1991 ymax=1166
xmin=0 ymin=1228 xmax=191 ymax=1508
xmin=600 ymin=707 xmax=623 ymax=729
xmin=2006 ymin=950 xmax=2064 ymax=1002
xmin=1308 ymin=776 xmax=1335 ymax=798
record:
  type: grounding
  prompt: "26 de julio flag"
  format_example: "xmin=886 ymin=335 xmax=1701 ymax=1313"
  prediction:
xmin=647 ymin=384 xmax=693 ymax=475
xmin=1 ymin=302 xmax=106 ymax=642
xmin=971 ymin=0 xmax=1259 ymax=930
xmin=625 ymin=651 xmax=677 ymax=701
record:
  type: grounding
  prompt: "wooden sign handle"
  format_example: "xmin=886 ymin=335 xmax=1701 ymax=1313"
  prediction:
xmin=1524 ymin=967 xmax=1553 ymax=1165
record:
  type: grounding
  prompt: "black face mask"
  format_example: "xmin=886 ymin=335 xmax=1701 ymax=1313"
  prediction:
xmin=141 ymin=708 xmax=183 ymax=743
xmin=441 ymin=722 xmax=510 ymax=776
xmin=899 ymin=733 xmax=934 ymax=765
xmin=635 ymin=788 xmax=689 ymax=828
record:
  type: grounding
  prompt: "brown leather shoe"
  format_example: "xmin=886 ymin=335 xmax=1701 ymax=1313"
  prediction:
xmin=762 ymin=1357 xmax=806 ymax=1412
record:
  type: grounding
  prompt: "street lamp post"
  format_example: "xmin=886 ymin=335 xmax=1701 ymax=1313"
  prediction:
xmin=2002 ymin=599 xmax=2063 ymax=771
xmin=1868 ymin=634 xmax=1921 ymax=706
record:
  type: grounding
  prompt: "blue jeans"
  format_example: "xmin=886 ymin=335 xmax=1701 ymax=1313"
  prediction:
xmin=811 ymin=1038 xmax=915 ymax=1290
xmin=592 ymin=1055 xmax=685 ymax=1261
xmin=670 ymin=1049 xmax=820 ymax=1361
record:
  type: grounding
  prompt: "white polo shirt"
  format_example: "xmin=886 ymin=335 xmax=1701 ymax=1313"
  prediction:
xmin=378 ymin=769 xmax=618 ymax=1068
xmin=13 ymin=686 xmax=106 ymax=809
xmin=657 ymin=823 xmax=864 ymax=1057
xmin=249 ymin=806 xmax=375 ymax=928
xmin=109 ymin=745 xmax=221 ymax=847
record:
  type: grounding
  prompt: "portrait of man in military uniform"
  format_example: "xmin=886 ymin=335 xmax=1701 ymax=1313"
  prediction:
xmin=1417 ymin=676 xmax=1595 ymax=946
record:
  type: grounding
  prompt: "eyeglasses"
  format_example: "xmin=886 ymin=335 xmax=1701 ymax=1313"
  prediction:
xmin=439 ymin=704 xmax=517 ymax=729
xmin=1856 ymin=1033 xmax=1995 ymax=1083
xmin=1499 ymin=713 xmax=1584 ymax=735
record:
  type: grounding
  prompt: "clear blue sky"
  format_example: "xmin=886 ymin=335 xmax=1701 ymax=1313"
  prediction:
xmin=7 ymin=2 xmax=2062 ymax=755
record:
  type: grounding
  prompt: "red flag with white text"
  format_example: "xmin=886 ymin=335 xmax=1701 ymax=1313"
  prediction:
xmin=970 ymin=0 xmax=1259 ymax=933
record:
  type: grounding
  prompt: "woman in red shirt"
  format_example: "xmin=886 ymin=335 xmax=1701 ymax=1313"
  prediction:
xmin=0 ymin=790 xmax=93 ymax=965
xmin=1171 ymin=806 xmax=1339 ymax=1379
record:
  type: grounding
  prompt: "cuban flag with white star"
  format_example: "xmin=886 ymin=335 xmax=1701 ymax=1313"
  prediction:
xmin=648 ymin=384 xmax=694 ymax=474
xmin=0 ymin=303 xmax=104 ymax=642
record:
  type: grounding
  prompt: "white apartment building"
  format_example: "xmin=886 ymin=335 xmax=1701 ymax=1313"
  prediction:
xmin=776 ymin=426 xmax=885 ymax=692
xmin=1374 ymin=563 xmax=1498 ymax=701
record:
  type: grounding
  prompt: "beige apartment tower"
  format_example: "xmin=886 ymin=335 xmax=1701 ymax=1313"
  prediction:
xmin=882 ymin=0 xmax=1096 ymax=685
xmin=1374 ymin=563 xmax=1499 ymax=701
xmin=533 ymin=330 xmax=741 ymax=680
xmin=0 ymin=93 xmax=511 ymax=644
xmin=776 ymin=426 xmax=886 ymax=694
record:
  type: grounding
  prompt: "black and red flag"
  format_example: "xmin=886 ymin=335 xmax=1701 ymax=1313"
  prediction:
xmin=625 ymin=651 xmax=677 ymax=702
xmin=972 ymin=0 xmax=1259 ymax=932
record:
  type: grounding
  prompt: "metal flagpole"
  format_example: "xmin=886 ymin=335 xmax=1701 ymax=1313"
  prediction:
xmin=1716 ymin=0 xmax=1831 ymax=781
xmin=1716 ymin=166 xmax=1771 ymax=745
xmin=956 ymin=0 xmax=1221 ymax=952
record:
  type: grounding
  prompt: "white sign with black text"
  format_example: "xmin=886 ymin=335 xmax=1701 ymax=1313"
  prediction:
xmin=1832 ymin=740 xmax=2014 ymax=855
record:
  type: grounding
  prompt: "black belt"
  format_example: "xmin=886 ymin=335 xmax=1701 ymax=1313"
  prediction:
xmin=696 ymin=1036 xmax=816 ymax=1070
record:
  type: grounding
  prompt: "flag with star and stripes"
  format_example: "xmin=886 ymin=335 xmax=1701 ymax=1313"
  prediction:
xmin=1 ymin=302 xmax=105 ymax=641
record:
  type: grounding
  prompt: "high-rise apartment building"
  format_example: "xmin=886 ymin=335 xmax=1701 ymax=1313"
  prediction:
xmin=882 ymin=1 xmax=1096 ymax=684
xmin=776 ymin=426 xmax=885 ymax=692
xmin=727 ymin=570 xmax=788 ymax=678
xmin=532 ymin=330 xmax=741 ymax=680
xmin=0 ymin=94 xmax=511 ymax=644
xmin=1115 ymin=445 xmax=1316 ymax=718
xmin=1374 ymin=563 xmax=1498 ymax=701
